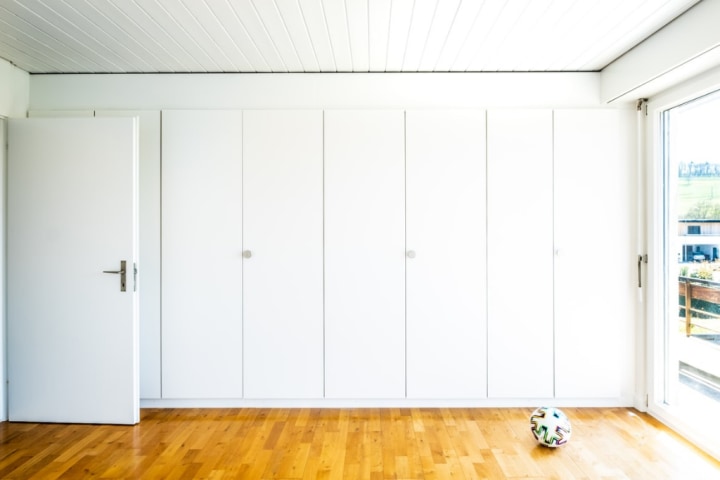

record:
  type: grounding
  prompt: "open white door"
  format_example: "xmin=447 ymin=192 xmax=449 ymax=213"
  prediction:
xmin=8 ymin=117 xmax=139 ymax=425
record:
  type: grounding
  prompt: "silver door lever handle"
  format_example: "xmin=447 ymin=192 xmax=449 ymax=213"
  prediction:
xmin=103 ymin=260 xmax=127 ymax=292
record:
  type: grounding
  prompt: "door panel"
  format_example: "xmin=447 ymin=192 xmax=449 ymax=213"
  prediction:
xmin=161 ymin=110 xmax=243 ymax=399
xmin=554 ymin=109 xmax=635 ymax=398
xmin=8 ymin=117 xmax=139 ymax=424
xmin=243 ymin=110 xmax=324 ymax=398
xmin=655 ymin=91 xmax=720 ymax=458
xmin=324 ymin=110 xmax=406 ymax=398
xmin=487 ymin=109 xmax=554 ymax=398
xmin=406 ymin=110 xmax=487 ymax=398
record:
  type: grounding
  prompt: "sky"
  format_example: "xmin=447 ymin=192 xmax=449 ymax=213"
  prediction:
xmin=670 ymin=90 xmax=720 ymax=166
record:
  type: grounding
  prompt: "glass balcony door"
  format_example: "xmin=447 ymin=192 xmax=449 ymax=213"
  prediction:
xmin=657 ymin=89 xmax=720 ymax=458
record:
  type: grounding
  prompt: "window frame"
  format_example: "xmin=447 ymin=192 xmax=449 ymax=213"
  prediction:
xmin=644 ymin=67 xmax=720 ymax=461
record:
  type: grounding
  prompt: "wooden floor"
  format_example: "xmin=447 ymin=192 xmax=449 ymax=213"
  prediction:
xmin=0 ymin=407 xmax=718 ymax=479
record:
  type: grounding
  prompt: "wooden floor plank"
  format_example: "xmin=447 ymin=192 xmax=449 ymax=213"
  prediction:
xmin=0 ymin=407 xmax=718 ymax=479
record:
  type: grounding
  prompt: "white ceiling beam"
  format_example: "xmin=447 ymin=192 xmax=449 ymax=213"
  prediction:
xmin=601 ymin=0 xmax=719 ymax=103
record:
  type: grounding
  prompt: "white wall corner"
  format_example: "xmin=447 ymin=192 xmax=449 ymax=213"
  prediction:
xmin=0 ymin=57 xmax=27 ymax=422
xmin=0 ymin=118 xmax=5 ymax=422
xmin=601 ymin=0 xmax=720 ymax=103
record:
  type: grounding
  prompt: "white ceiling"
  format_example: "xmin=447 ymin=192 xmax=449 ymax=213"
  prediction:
xmin=0 ymin=0 xmax=702 ymax=74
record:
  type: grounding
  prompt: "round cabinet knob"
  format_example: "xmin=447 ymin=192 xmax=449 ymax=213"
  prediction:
xmin=406 ymin=250 xmax=416 ymax=259
xmin=242 ymin=250 xmax=252 ymax=259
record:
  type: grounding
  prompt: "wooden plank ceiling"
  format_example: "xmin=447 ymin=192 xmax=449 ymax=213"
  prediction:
xmin=0 ymin=0 xmax=702 ymax=74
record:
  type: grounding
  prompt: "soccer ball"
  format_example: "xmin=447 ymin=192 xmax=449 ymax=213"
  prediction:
xmin=529 ymin=406 xmax=571 ymax=447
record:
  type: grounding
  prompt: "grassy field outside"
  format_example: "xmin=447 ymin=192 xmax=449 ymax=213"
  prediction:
xmin=678 ymin=176 xmax=720 ymax=218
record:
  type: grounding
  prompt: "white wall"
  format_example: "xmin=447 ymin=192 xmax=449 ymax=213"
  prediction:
xmin=0 ymin=57 xmax=29 ymax=421
xmin=29 ymin=72 xmax=605 ymax=111
xmin=0 ymin=59 xmax=28 ymax=118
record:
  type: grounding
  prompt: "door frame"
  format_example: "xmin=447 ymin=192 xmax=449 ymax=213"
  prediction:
xmin=0 ymin=116 xmax=6 ymax=421
xmin=645 ymin=68 xmax=720 ymax=461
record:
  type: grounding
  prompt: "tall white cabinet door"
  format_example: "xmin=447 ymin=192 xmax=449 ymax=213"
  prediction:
xmin=554 ymin=109 xmax=635 ymax=399
xmin=161 ymin=110 xmax=243 ymax=399
xmin=406 ymin=110 xmax=487 ymax=399
xmin=487 ymin=109 xmax=554 ymax=398
xmin=325 ymin=110 xmax=406 ymax=399
xmin=97 ymin=110 xmax=162 ymax=400
xmin=243 ymin=110 xmax=324 ymax=398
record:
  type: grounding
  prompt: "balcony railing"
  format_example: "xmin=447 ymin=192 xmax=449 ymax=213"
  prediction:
xmin=679 ymin=276 xmax=720 ymax=337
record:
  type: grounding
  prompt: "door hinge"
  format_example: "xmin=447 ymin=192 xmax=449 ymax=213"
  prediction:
xmin=636 ymin=98 xmax=648 ymax=116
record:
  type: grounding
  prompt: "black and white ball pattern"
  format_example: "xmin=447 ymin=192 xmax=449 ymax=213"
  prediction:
xmin=530 ymin=406 xmax=572 ymax=447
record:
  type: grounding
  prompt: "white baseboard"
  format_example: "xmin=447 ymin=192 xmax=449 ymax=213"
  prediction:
xmin=140 ymin=397 xmax=633 ymax=409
